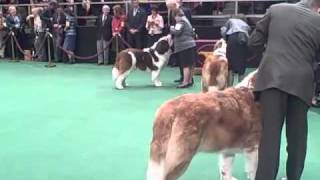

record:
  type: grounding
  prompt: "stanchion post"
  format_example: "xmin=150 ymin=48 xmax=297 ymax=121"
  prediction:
xmin=44 ymin=29 xmax=56 ymax=68
xmin=10 ymin=30 xmax=19 ymax=62
xmin=116 ymin=35 xmax=119 ymax=55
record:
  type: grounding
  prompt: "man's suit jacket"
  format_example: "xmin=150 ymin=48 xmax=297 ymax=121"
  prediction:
xmin=249 ymin=2 xmax=320 ymax=105
xmin=127 ymin=7 xmax=147 ymax=32
xmin=95 ymin=14 xmax=112 ymax=41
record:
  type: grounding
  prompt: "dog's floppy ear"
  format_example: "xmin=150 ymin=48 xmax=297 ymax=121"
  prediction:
xmin=155 ymin=40 xmax=170 ymax=55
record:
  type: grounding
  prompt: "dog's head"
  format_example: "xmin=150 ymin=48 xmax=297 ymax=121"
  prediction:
xmin=151 ymin=34 xmax=173 ymax=55
xmin=235 ymin=69 xmax=258 ymax=89
xmin=213 ymin=39 xmax=227 ymax=57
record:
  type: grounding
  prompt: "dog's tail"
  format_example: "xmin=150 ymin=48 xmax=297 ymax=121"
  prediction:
xmin=147 ymin=103 xmax=176 ymax=180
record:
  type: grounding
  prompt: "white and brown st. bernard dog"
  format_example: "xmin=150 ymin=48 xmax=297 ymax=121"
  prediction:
xmin=112 ymin=35 xmax=173 ymax=89
xmin=147 ymin=70 xmax=260 ymax=180
xmin=201 ymin=38 xmax=229 ymax=92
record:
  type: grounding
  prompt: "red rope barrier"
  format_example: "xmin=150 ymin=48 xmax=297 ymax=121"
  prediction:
xmin=58 ymin=36 xmax=116 ymax=60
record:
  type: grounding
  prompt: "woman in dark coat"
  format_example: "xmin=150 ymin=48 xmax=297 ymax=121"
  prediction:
xmin=221 ymin=14 xmax=251 ymax=86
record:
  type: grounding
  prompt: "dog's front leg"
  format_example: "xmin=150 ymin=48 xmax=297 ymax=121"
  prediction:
xmin=152 ymin=70 xmax=162 ymax=87
xmin=219 ymin=153 xmax=237 ymax=180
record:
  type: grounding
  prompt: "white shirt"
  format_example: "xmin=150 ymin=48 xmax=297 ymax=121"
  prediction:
xmin=145 ymin=14 xmax=164 ymax=35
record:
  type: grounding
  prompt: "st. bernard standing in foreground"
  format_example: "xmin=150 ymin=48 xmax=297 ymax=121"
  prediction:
xmin=147 ymin=70 xmax=260 ymax=180
xmin=201 ymin=39 xmax=229 ymax=92
xmin=112 ymin=35 xmax=173 ymax=89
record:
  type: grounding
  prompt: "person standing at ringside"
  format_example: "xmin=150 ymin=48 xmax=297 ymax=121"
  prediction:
xmin=248 ymin=0 xmax=320 ymax=179
xmin=96 ymin=5 xmax=112 ymax=65
xmin=126 ymin=0 xmax=147 ymax=49
xmin=221 ymin=14 xmax=250 ymax=86
xmin=170 ymin=9 xmax=196 ymax=88
xmin=145 ymin=6 xmax=164 ymax=47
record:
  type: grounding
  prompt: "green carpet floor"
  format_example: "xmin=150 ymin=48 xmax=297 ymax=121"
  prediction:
xmin=0 ymin=60 xmax=319 ymax=180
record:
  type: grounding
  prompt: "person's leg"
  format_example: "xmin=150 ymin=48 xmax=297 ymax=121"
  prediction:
xmin=127 ymin=32 xmax=135 ymax=48
xmin=97 ymin=39 xmax=103 ymax=64
xmin=135 ymin=32 xmax=143 ymax=49
xmin=54 ymin=34 xmax=63 ymax=62
xmin=35 ymin=34 xmax=47 ymax=61
xmin=255 ymin=88 xmax=287 ymax=180
xmin=285 ymin=95 xmax=309 ymax=180
xmin=103 ymin=40 xmax=109 ymax=65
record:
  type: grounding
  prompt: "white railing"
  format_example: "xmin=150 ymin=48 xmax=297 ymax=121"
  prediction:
xmin=0 ymin=0 xmax=284 ymax=21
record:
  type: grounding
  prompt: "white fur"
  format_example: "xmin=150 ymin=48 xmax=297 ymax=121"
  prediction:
xmin=244 ymin=148 xmax=258 ymax=180
xmin=235 ymin=69 xmax=258 ymax=89
xmin=115 ymin=51 xmax=137 ymax=89
xmin=147 ymin=160 xmax=165 ymax=180
xmin=219 ymin=153 xmax=237 ymax=180
xmin=114 ymin=35 xmax=172 ymax=89
xmin=208 ymin=86 xmax=219 ymax=92
xmin=217 ymin=70 xmax=259 ymax=180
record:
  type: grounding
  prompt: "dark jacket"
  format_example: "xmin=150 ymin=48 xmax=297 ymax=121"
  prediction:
xmin=6 ymin=15 xmax=22 ymax=30
xmin=40 ymin=8 xmax=55 ymax=30
xmin=249 ymin=2 xmax=320 ymax=105
xmin=95 ymin=14 xmax=112 ymax=41
xmin=127 ymin=6 xmax=147 ymax=32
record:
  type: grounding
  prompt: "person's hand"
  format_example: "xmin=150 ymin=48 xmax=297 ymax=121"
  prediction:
xmin=53 ymin=24 xmax=59 ymax=28
xmin=130 ymin=29 xmax=138 ymax=34
xmin=170 ymin=25 xmax=175 ymax=32
xmin=26 ymin=14 xmax=34 ymax=21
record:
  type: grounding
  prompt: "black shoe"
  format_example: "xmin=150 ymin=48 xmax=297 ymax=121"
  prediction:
xmin=174 ymin=78 xmax=183 ymax=83
xmin=189 ymin=78 xmax=194 ymax=86
xmin=177 ymin=83 xmax=191 ymax=89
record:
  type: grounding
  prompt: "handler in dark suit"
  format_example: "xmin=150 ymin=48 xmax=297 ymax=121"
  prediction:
xmin=96 ymin=5 xmax=112 ymax=65
xmin=248 ymin=0 xmax=320 ymax=179
xmin=126 ymin=0 xmax=147 ymax=49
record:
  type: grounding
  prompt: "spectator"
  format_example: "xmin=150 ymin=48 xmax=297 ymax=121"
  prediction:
xmin=170 ymin=9 xmax=196 ymax=88
xmin=221 ymin=14 xmax=251 ymax=86
xmin=52 ymin=7 xmax=66 ymax=62
xmin=0 ymin=11 xmax=7 ymax=58
xmin=62 ymin=7 xmax=77 ymax=64
xmin=111 ymin=5 xmax=126 ymax=55
xmin=112 ymin=5 xmax=125 ymax=38
xmin=126 ymin=0 xmax=147 ymax=49
xmin=40 ymin=0 xmax=58 ymax=32
xmin=166 ymin=0 xmax=194 ymax=82
xmin=145 ymin=6 xmax=164 ymax=47
xmin=96 ymin=5 xmax=112 ymax=65
xmin=6 ymin=5 xmax=23 ymax=59
xmin=27 ymin=7 xmax=47 ymax=61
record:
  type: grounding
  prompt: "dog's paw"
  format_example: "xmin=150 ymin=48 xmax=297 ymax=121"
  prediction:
xmin=115 ymin=85 xmax=124 ymax=90
xmin=154 ymin=81 xmax=162 ymax=87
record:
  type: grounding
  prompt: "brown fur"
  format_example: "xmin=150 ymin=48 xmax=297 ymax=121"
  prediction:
xmin=115 ymin=48 xmax=158 ymax=74
xmin=148 ymin=87 xmax=261 ymax=180
xmin=201 ymin=52 xmax=229 ymax=92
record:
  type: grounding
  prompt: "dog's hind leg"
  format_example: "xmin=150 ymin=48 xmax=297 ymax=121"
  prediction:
xmin=162 ymin=122 xmax=201 ymax=180
xmin=115 ymin=70 xmax=130 ymax=89
xmin=244 ymin=147 xmax=258 ymax=180
xmin=219 ymin=153 xmax=237 ymax=180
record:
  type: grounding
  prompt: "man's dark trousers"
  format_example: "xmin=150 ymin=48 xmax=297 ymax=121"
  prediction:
xmin=255 ymin=88 xmax=309 ymax=180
